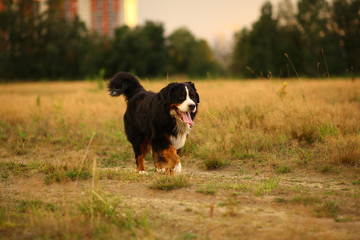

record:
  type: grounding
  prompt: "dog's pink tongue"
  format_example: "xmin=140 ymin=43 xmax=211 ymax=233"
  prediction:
xmin=182 ymin=112 xmax=195 ymax=126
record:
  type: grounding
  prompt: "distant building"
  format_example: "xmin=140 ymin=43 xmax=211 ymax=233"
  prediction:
xmin=0 ymin=0 xmax=138 ymax=36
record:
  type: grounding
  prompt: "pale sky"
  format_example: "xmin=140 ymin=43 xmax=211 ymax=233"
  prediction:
xmin=138 ymin=0 xmax=289 ymax=47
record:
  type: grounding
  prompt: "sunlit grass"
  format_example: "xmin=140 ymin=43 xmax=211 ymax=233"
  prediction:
xmin=1 ymin=79 xmax=360 ymax=177
xmin=1 ymin=79 xmax=360 ymax=239
xmin=0 ymin=192 xmax=150 ymax=239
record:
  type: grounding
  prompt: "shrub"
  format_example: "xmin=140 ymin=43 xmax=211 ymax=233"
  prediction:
xmin=149 ymin=175 xmax=191 ymax=191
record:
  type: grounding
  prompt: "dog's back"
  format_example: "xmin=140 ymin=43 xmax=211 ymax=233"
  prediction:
xmin=108 ymin=72 xmax=164 ymax=134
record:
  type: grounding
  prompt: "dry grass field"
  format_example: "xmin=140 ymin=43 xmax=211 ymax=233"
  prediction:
xmin=0 ymin=78 xmax=360 ymax=239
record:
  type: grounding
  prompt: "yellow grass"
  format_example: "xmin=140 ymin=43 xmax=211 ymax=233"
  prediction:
xmin=1 ymin=78 xmax=360 ymax=239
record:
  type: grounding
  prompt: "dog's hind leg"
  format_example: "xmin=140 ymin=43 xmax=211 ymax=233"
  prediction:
xmin=132 ymin=137 xmax=149 ymax=172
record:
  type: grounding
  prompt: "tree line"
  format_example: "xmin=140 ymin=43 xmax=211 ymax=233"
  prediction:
xmin=0 ymin=0 xmax=220 ymax=80
xmin=231 ymin=0 xmax=360 ymax=78
xmin=0 ymin=0 xmax=359 ymax=80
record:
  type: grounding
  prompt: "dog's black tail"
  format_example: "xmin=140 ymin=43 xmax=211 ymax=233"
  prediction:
xmin=108 ymin=72 xmax=145 ymax=101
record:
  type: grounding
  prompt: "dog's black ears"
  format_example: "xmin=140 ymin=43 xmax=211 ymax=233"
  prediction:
xmin=160 ymin=83 xmax=175 ymax=104
xmin=186 ymin=81 xmax=200 ymax=104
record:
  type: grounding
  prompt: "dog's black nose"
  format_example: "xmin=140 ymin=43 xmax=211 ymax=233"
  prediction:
xmin=189 ymin=104 xmax=196 ymax=111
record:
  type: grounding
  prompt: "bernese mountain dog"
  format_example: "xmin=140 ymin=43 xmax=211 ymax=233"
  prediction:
xmin=108 ymin=72 xmax=200 ymax=174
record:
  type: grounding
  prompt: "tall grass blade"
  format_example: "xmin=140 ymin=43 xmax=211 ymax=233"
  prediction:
xmin=321 ymin=48 xmax=330 ymax=80
xmin=284 ymin=53 xmax=300 ymax=80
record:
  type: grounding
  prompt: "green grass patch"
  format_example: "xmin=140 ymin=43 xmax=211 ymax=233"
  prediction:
xmin=2 ymin=162 xmax=28 ymax=174
xmin=353 ymin=179 xmax=360 ymax=185
xmin=320 ymin=165 xmax=332 ymax=174
xmin=234 ymin=152 xmax=256 ymax=160
xmin=15 ymin=200 xmax=56 ymax=213
xmin=196 ymin=183 xmax=217 ymax=195
xmin=277 ymin=165 xmax=290 ymax=174
xmin=99 ymin=152 xmax=130 ymax=168
xmin=1 ymin=171 xmax=9 ymax=180
xmin=204 ymin=158 xmax=229 ymax=170
xmin=255 ymin=176 xmax=280 ymax=196
xmin=314 ymin=201 xmax=339 ymax=219
xmin=65 ymin=169 xmax=91 ymax=181
xmin=291 ymin=196 xmax=322 ymax=205
xmin=227 ymin=183 xmax=249 ymax=192
xmin=181 ymin=140 xmax=198 ymax=156
xmin=98 ymin=169 xmax=150 ymax=182
xmin=44 ymin=167 xmax=91 ymax=185
xmin=150 ymin=175 xmax=191 ymax=191
xmin=317 ymin=122 xmax=338 ymax=141
xmin=176 ymin=232 xmax=198 ymax=240
xmin=274 ymin=198 xmax=286 ymax=203
xmin=0 ymin=193 xmax=150 ymax=240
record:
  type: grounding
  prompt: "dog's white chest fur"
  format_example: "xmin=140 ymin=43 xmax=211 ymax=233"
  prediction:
xmin=170 ymin=132 xmax=188 ymax=150
xmin=170 ymin=121 xmax=191 ymax=150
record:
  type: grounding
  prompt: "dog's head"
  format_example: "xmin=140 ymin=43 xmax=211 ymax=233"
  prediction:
xmin=160 ymin=82 xmax=200 ymax=126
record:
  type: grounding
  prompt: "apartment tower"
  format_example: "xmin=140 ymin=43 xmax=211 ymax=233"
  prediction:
xmin=0 ymin=0 xmax=138 ymax=36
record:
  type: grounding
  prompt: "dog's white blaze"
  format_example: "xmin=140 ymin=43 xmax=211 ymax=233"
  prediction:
xmin=177 ymin=86 xmax=196 ymax=113
xmin=173 ymin=162 xmax=182 ymax=173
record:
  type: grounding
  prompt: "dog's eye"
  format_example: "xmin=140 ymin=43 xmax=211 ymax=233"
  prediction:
xmin=179 ymin=92 xmax=186 ymax=100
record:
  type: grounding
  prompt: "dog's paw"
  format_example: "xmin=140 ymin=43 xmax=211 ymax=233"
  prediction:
xmin=138 ymin=171 xmax=148 ymax=175
xmin=156 ymin=168 xmax=166 ymax=174
xmin=172 ymin=162 xmax=182 ymax=174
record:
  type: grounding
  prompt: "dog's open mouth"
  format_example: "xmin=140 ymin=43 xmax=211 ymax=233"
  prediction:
xmin=175 ymin=108 xmax=194 ymax=126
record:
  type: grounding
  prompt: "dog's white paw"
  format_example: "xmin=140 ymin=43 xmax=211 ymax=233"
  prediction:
xmin=156 ymin=168 xmax=166 ymax=174
xmin=173 ymin=162 xmax=182 ymax=174
xmin=138 ymin=171 xmax=148 ymax=175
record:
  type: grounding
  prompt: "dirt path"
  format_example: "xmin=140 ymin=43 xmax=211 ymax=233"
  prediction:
xmin=1 ymin=162 xmax=360 ymax=239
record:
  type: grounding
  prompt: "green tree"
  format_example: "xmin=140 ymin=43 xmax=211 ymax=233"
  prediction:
xmin=277 ymin=0 xmax=303 ymax=77
xmin=296 ymin=0 xmax=343 ymax=76
xmin=0 ymin=0 xmax=89 ymax=79
xmin=332 ymin=0 xmax=360 ymax=75
xmin=0 ymin=0 xmax=40 ymax=78
xmin=231 ymin=2 xmax=289 ymax=78
xmin=230 ymin=28 xmax=252 ymax=77
xmin=167 ymin=28 xmax=197 ymax=74
xmin=36 ymin=14 xmax=88 ymax=78
xmin=141 ymin=21 xmax=168 ymax=76
xmin=103 ymin=21 xmax=167 ymax=78
xmin=167 ymin=27 xmax=220 ymax=77
xmin=188 ymin=39 xmax=220 ymax=77
xmin=231 ymin=0 xmax=352 ymax=78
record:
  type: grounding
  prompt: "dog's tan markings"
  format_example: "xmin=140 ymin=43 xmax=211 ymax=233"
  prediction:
xmin=137 ymin=138 xmax=149 ymax=172
xmin=169 ymin=103 xmax=180 ymax=110
xmin=162 ymin=145 xmax=180 ymax=167
xmin=153 ymin=145 xmax=180 ymax=175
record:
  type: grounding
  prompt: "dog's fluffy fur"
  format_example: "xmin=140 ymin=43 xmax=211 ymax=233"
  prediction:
xmin=108 ymin=72 xmax=199 ymax=174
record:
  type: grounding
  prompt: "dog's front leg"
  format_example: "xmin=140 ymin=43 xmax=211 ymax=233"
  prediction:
xmin=153 ymin=145 xmax=181 ymax=174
